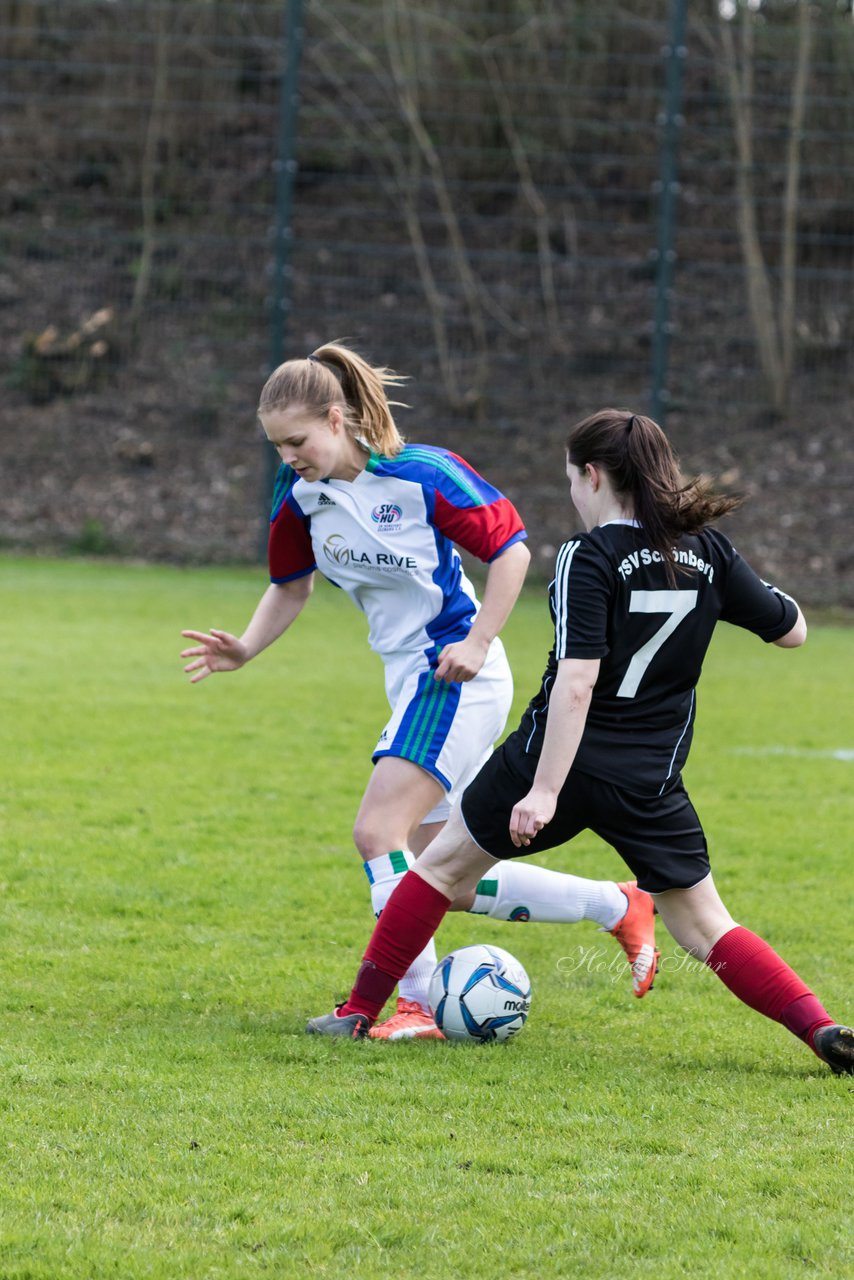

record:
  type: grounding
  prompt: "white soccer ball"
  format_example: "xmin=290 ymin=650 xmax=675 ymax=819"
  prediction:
xmin=428 ymin=944 xmax=531 ymax=1043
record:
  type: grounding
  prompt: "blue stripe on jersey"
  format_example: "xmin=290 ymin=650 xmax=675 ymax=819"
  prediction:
xmin=383 ymin=668 xmax=461 ymax=785
xmin=367 ymin=448 xmax=479 ymax=647
xmin=487 ymin=528 xmax=528 ymax=563
xmin=270 ymin=565 xmax=316 ymax=585
xmin=424 ymin=526 xmax=477 ymax=646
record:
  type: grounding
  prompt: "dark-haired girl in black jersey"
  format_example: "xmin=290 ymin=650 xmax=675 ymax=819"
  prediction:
xmin=182 ymin=352 xmax=657 ymax=1041
xmin=307 ymin=407 xmax=853 ymax=1076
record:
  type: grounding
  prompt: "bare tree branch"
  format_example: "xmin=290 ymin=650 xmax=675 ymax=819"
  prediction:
xmin=382 ymin=0 xmax=489 ymax=406
xmin=482 ymin=48 xmax=566 ymax=350
xmin=719 ymin=1 xmax=785 ymax=409
xmin=131 ymin=0 xmax=170 ymax=329
xmin=781 ymin=0 xmax=813 ymax=377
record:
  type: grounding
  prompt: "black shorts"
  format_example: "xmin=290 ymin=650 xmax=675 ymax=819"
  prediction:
xmin=460 ymin=731 xmax=710 ymax=894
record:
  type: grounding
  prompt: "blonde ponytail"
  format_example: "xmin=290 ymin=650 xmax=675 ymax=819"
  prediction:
xmin=311 ymin=343 xmax=407 ymax=456
xmin=257 ymin=341 xmax=407 ymax=458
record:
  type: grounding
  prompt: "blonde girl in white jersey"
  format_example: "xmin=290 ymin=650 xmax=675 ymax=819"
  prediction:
xmin=181 ymin=346 xmax=658 ymax=1037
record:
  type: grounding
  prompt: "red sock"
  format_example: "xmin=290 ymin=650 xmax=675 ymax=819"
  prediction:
xmin=706 ymin=926 xmax=835 ymax=1051
xmin=340 ymin=871 xmax=452 ymax=1022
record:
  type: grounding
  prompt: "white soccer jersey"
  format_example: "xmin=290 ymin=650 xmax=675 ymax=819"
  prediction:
xmin=268 ymin=444 xmax=526 ymax=660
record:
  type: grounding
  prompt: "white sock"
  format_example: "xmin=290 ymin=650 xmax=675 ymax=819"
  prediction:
xmin=364 ymin=850 xmax=415 ymax=914
xmin=396 ymin=942 xmax=439 ymax=1011
xmin=364 ymin=850 xmax=437 ymax=1013
xmin=469 ymin=862 xmax=627 ymax=931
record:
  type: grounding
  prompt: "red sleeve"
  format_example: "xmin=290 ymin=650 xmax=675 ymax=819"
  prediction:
xmin=428 ymin=450 xmax=526 ymax=562
xmin=433 ymin=492 xmax=526 ymax=562
xmin=268 ymin=498 xmax=316 ymax=583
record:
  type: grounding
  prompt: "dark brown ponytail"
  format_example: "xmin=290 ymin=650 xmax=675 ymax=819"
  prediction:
xmin=567 ymin=408 xmax=742 ymax=581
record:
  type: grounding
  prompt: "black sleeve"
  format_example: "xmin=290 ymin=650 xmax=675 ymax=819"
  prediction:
xmin=552 ymin=536 xmax=612 ymax=659
xmin=718 ymin=538 xmax=799 ymax=642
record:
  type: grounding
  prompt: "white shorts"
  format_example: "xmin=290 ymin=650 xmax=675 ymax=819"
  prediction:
xmin=372 ymin=637 xmax=514 ymax=824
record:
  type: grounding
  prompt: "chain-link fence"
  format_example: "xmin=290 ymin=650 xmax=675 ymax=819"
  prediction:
xmin=1 ymin=1 xmax=852 ymax=601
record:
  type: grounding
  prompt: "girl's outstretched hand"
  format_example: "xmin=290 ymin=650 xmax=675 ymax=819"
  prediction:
xmin=180 ymin=628 xmax=248 ymax=682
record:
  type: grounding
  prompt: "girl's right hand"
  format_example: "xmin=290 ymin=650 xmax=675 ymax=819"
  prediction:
xmin=180 ymin=628 xmax=249 ymax=682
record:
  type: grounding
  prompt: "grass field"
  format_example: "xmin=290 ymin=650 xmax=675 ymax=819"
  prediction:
xmin=2 ymin=554 xmax=852 ymax=1280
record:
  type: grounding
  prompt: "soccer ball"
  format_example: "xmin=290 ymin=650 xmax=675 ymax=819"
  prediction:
xmin=428 ymin=944 xmax=531 ymax=1043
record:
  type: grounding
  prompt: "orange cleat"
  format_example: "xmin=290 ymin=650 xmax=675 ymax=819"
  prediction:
xmin=368 ymin=997 xmax=446 ymax=1041
xmin=609 ymin=881 xmax=660 ymax=999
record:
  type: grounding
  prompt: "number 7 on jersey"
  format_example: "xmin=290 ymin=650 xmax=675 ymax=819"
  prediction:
xmin=617 ymin=589 xmax=698 ymax=698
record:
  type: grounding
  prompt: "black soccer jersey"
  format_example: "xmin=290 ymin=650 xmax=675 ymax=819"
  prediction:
xmin=517 ymin=522 xmax=798 ymax=795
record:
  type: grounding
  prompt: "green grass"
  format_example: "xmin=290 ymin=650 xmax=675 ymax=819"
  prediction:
xmin=1 ymin=555 xmax=852 ymax=1280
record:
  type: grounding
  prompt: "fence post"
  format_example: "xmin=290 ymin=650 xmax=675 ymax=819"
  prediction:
xmin=649 ymin=0 xmax=687 ymax=425
xmin=259 ymin=0 xmax=306 ymax=558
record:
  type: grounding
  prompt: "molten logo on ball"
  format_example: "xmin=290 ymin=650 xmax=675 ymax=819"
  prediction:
xmin=428 ymin=944 xmax=532 ymax=1043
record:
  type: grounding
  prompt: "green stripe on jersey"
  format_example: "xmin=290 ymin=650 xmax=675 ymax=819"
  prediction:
xmin=366 ymin=446 xmax=485 ymax=507
xmin=270 ymin=463 xmax=296 ymax=516
xmin=397 ymin=446 xmax=485 ymax=507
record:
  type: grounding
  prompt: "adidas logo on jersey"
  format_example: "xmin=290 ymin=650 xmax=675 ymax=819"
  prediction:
xmin=317 ymin=493 xmax=336 ymax=506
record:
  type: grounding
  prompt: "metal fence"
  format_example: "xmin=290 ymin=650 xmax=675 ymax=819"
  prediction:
xmin=1 ymin=0 xmax=852 ymax=598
